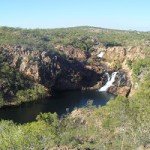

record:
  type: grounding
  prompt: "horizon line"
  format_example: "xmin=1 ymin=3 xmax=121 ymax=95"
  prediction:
xmin=0 ymin=25 xmax=149 ymax=32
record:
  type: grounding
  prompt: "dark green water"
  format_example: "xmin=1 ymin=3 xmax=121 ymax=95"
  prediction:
xmin=0 ymin=90 xmax=114 ymax=124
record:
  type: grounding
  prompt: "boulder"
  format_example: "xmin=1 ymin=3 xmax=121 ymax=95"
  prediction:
xmin=117 ymin=86 xmax=131 ymax=97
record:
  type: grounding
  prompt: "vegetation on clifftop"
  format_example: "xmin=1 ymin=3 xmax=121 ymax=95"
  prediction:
xmin=0 ymin=26 xmax=150 ymax=50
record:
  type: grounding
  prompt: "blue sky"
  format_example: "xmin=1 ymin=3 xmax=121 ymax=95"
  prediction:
xmin=0 ymin=0 xmax=150 ymax=31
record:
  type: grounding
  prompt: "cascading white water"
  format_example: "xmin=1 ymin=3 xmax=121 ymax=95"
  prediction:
xmin=97 ymin=52 xmax=104 ymax=58
xmin=99 ymin=72 xmax=118 ymax=92
xmin=105 ymin=72 xmax=110 ymax=81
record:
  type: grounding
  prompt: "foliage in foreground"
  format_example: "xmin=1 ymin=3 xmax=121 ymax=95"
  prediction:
xmin=0 ymin=75 xmax=149 ymax=150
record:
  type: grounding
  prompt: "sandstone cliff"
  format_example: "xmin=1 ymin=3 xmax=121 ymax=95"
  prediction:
xmin=0 ymin=44 xmax=135 ymax=97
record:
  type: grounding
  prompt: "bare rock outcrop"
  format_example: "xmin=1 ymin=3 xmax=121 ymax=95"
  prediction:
xmin=0 ymin=44 xmax=134 ymax=96
xmin=0 ymin=45 xmax=101 ymax=91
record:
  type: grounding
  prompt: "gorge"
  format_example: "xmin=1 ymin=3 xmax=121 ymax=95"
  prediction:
xmin=0 ymin=26 xmax=149 ymax=149
xmin=0 ymin=27 xmax=136 ymax=122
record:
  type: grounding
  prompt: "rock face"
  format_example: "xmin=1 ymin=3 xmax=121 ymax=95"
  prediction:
xmin=0 ymin=45 xmax=101 ymax=91
xmin=105 ymin=46 xmax=126 ymax=64
xmin=91 ymin=45 xmax=148 ymax=96
xmin=56 ymin=45 xmax=87 ymax=61
xmin=0 ymin=44 xmax=133 ymax=96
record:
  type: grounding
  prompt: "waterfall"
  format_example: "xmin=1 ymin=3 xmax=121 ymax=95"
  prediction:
xmin=99 ymin=72 xmax=118 ymax=92
xmin=105 ymin=72 xmax=110 ymax=81
xmin=97 ymin=52 xmax=104 ymax=58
